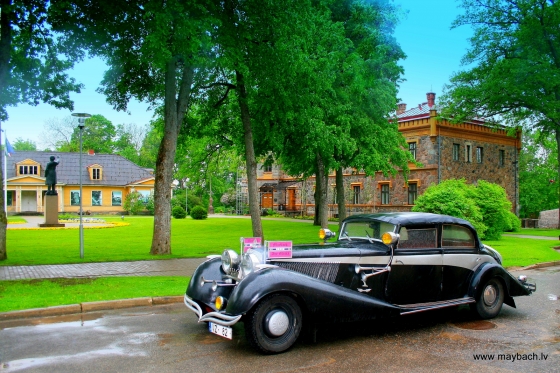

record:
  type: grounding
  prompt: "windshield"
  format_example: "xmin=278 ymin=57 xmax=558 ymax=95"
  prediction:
xmin=340 ymin=220 xmax=396 ymax=241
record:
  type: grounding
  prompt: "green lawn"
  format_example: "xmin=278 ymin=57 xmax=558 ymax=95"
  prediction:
xmin=0 ymin=276 xmax=189 ymax=312
xmin=482 ymin=236 xmax=560 ymax=267
xmin=5 ymin=216 xmax=338 ymax=266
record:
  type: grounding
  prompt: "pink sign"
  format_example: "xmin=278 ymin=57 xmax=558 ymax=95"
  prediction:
xmin=267 ymin=241 xmax=293 ymax=259
xmin=242 ymin=237 xmax=262 ymax=253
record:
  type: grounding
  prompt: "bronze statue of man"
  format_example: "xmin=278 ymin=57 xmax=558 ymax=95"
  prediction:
xmin=45 ymin=156 xmax=60 ymax=195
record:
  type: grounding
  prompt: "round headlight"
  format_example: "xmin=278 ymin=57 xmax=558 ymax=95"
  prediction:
xmin=241 ymin=252 xmax=260 ymax=277
xmin=382 ymin=232 xmax=399 ymax=245
xmin=221 ymin=249 xmax=240 ymax=274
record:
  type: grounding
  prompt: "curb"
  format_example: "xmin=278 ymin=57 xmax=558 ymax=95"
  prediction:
xmin=520 ymin=260 xmax=560 ymax=271
xmin=0 ymin=295 xmax=184 ymax=321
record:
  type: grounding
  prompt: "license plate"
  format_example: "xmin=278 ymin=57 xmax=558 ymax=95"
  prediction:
xmin=208 ymin=322 xmax=233 ymax=340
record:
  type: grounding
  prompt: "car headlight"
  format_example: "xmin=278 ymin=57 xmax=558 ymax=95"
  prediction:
xmin=382 ymin=232 xmax=399 ymax=245
xmin=241 ymin=252 xmax=261 ymax=277
xmin=221 ymin=249 xmax=240 ymax=274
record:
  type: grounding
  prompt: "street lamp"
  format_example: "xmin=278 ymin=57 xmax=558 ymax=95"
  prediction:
xmin=72 ymin=112 xmax=91 ymax=259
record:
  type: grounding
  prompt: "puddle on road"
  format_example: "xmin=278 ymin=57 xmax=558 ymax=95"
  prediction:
xmin=450 ymin=320 xmax=497 ymax=330
xmin=0 ymin=313 xmax=102 ymax=330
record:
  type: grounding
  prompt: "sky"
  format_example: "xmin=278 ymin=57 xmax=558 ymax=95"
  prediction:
xmin=2 ymin=0 xmax=473 ymax=150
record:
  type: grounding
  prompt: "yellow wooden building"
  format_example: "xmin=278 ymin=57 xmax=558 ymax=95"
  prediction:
xmin=6 ymin=151 xmax=155 ymax=214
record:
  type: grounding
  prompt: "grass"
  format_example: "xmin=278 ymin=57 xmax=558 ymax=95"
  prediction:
xmin=482 ymin=236 xmax=560 ymax=267
xmin=5 ymin=216 xmax=338 ymax=266
xmin=0 ymin=276 xmax=189 ymax=312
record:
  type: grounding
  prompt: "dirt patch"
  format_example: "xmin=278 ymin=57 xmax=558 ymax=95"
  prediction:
xmin=450 ymin=320 xmax=497 ymax=330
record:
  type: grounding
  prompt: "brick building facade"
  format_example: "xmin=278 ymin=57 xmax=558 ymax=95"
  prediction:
xmin=254 ymin=93 xmax=521 ymax=217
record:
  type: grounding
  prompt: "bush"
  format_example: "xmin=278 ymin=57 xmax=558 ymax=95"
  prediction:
xmin=504 ymin=211 xmax=521 ymax=232
xmin=412 ymin=179 xmax=517 ymax=240
xmin=123 ymin=191 xmax=145 ymax=215
xmin=172 ymin=206 xmax=187 ymax=219
xmin=190 ymin=205 xmax=208 ymax=220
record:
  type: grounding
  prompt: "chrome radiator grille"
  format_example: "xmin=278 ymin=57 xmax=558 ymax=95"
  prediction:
xmin=274 ymin=262 xmax=339 ymax=283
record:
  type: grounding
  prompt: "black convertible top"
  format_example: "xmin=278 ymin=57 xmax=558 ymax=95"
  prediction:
xmin=343 ymin=212 xmax=475 ymax=229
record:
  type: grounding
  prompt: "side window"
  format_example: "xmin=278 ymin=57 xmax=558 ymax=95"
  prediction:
xmin=442 ymin=225 xmax=475 ymax=248
xmin=398 ymin=227 xmax=437 ymax=249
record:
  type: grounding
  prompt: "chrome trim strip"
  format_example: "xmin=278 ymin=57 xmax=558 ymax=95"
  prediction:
xmin=184 ymin=294 xmax=242 ymax=327
xmin=399 ymin=297 xmax=475 ymax=315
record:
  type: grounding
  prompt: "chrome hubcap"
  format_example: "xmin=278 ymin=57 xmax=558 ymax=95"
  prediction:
xmin=265 ymin=310 xmax=289 ymax=337
xmin=483 ymin=285 xmax=497 ymax=306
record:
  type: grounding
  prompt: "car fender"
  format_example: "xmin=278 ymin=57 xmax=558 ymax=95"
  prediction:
xmin=468 ymin=262 xmax=530 ymax=308
xmin=225 ymin=267 xmax=400 ymax=323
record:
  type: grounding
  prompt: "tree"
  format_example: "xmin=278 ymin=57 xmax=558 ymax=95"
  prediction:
xmin=40 ymin=116 xmax=76 ymax=151
xmin=0 ymin=0 xmax=84 ymax=261
xmin=70 ymin=114 xmax=116 ymax=154
xmin=12 ymin=137 xmax=37 ymax=151
xmin=440 ymin=0 xmax=560 ymax=222
xmin=519 ymin=129 xmax=558 ymax=218
xmin=51 ymin=0 xmax=214 ymax=254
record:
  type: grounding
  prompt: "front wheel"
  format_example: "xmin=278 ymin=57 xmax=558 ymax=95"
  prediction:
xmin=472 ymin=278 xmax=504 ymax=319
xmin=244 ymin=293 xmax=302 ymax=354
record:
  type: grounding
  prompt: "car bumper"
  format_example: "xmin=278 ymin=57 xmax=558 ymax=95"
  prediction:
xmin=184 ymin=294 xmax=242 ymax=326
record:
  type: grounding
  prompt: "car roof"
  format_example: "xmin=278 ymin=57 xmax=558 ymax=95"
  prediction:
xmin=342 ymin=212 xmax=475 ymax=229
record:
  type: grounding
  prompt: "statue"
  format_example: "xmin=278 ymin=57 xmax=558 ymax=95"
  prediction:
xmin=45 ymin=156 xmax=60 ymax=195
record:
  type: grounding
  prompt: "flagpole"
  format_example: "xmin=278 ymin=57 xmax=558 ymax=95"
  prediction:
xmin=1 ymin=125 xmax=5 ymax=212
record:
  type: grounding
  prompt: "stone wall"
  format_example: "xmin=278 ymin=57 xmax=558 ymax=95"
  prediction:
xmin=539 ymin=209 xmax=559 ymax=228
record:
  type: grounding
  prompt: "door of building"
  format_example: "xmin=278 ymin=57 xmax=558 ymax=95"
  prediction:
xmin=287 ymin=189 xmax=296 ymax=210
xmin=261 ymin=192 xmax=273 ymax=208
xmin=21 ymin=191 xmax=38 ymax=212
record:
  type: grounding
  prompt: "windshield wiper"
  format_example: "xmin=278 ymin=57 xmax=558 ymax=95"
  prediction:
xmin=340 ymin=232 xmax=352 ymax=241
xmin=365 ymin=231 xmax=374 ymax=244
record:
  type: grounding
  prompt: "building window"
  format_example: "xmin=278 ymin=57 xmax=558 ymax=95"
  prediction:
xmin=92 ymin=191 xmax=102 ymax=206
xmin=7 ymin=191 xmax=13 ymax=206
xmin=92 ymin=168 xmax=101 ymax=180
xmin=381 ymin=184 xmax=390 ymax=205
xmin=71 ymin=191 xmax=80 ymax=206
xmin=499 ymin=150 xmax=505 ymax=166
xmin=263 ymin=164 xmax=272 ymax=172
xmin=408 ymin=183 xmax=418 ymax=205
xmin=112 ymin=191 xmax=122 ymax=206
xmin=139 ymin=190 xmax=151 ymax=204
xmin=408 ymin=142 xmax=417 ymax=160
xmin=453 ymin=143 xmax=460 ymax=161
xmin=476 ymin=147 xmax=483 ymax=163
xmin=466 ymin=144 xmax=472 ymax=163
xmin=18 ymin=165 xmax=38 ymax=175
xmin=353 ymin=185 xmax=360 ymax=204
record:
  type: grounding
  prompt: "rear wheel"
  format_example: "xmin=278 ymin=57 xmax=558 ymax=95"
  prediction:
xmin=472 ymin=278 xmax=504 ymax=319
xmin=244 ymin=293 xmax=302 ymax=354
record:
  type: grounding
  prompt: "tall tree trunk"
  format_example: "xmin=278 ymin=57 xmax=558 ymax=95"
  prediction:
xmin=556 ymin=128 xmax=560 ymax=228
xmin=150 ymin=59 xmax=194 ymax=255
xmin=316 ymin=153 xmax=328 ymax=228
xmin=0 ymin=122 xmax=7 ymax=261
xmin=0 ymin=1 xmax=13 ymax=260
xmin=235 ymin=70 xmax=263 ymax=238
xmin=336 ymin=167 xmax=346 ymax=230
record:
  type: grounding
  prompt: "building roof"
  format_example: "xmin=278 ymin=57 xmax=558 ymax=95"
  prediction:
xmin=6 ymin=151 xmax=154 ymax=186
xmin=397 ymin=102 xmax=434 ymax=120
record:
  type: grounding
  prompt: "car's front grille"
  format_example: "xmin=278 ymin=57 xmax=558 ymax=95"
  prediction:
xmin=274 ymin=262 xmax=339 ymax=283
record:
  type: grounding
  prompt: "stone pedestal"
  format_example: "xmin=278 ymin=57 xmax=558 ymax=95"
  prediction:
xmin=39 ymin=194 xmax=65 ymax=228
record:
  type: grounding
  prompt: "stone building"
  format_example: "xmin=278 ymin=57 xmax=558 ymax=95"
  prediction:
xmin=254 ymin=93 xmax=521 ymax=217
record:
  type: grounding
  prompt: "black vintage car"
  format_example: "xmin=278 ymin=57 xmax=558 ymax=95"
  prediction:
xmin=184 ymin=212 xmax=535 ymax=354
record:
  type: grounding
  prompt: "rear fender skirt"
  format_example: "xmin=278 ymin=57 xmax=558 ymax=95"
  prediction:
xmin=226 ymin=268 xmax=400 ymax=323
xmin=468 ymin=263 xmax=530 ymax=307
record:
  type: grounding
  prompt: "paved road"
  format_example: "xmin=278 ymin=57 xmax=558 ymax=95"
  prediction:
xmin=0 ymin=265 xmax=558 ymax=373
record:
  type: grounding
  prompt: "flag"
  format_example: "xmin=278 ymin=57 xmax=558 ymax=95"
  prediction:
xmin=5 ymin=137 xmax=15 ymax=157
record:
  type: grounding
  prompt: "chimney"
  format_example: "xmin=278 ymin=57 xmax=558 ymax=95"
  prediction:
xmin=397 ymin=103 xmax=407 ymax=115
xmin=88 ymin=149 xmax=95 ymax=155
xmin=426 ymin=92 xmax=436 ymax=108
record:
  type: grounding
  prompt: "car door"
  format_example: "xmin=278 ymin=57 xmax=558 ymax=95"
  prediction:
xmin=385 ymin=224 xmax=443 ymax=305
xmin=441 ymin=224 xmax=479 ymax=300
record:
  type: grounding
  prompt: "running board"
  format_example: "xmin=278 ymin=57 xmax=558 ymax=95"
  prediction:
xmin=398 ymin=297 xmax=475 ymax=315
